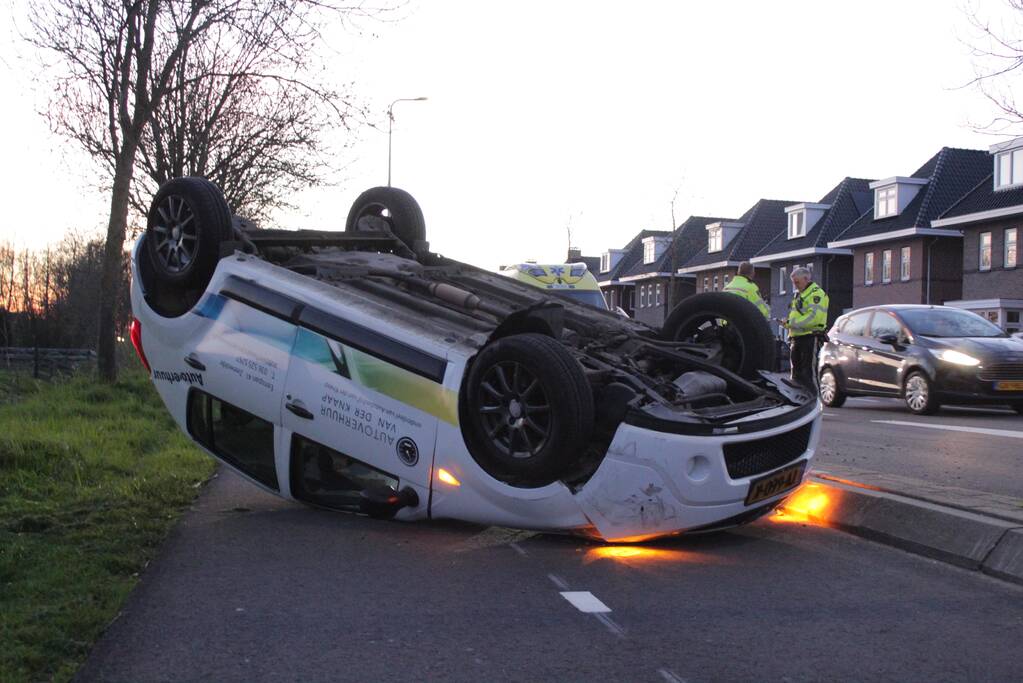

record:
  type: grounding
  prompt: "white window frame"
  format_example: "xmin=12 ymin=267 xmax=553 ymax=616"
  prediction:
xmin=600 ymin=253 xmax=610 ymax=273
xmin=882 ymin=249 xmax=892 ymax=284
xmin=995 ymin=150 xmax=1023 ymax=189
xmin=980 ymin=232 xmax=992 ymax=272
xmin=865 ymin=252 xmax=875 ymax=285
xmin=779 ymin=267 xmax=787 ymax=294
xmin=1006 ymin=228 xmax=1018 ymax=269
xmin=708 ymin=227 xmax=723 ymax=253
xmin=788 ymin=211 xmax=806 ymax=239
xmin=900 ymin=246 xmax=911 ymax=281
xmin=875 ymin=186 xmax=898 ymax=218
xmin=655 ymin=284 xmax=662 ymax=306
xmin=712 ymin=275 xmax=719 ymax=291
xmin=643 ymin=241 xmax=656 ymax=264
xmin=703 ymin=276 xmax=709 ymax=292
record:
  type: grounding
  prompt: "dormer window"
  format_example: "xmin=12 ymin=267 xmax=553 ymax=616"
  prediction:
xmin=875 ymin=186 xmax=897 ymax=218
xmin=643 ymin=241 xmax=655 ymax=263
xmin=600 ymin=248 xmax=626 ymax=273
xmin=600 ymin=253 xmax=611 ymax=272
xmin=708 ymin=226 xmax=723 ymax=252
xmin=995 ymin=149 xmax=1023 ymax=189
xmin=788 ymin=211 xmax=805 ymax=239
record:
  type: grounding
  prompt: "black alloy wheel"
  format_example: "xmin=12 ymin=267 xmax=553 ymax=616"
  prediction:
xmin=476 ymin=360 xmax=553 ymax=459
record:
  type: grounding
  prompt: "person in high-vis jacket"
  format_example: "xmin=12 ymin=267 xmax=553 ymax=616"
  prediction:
xmin=723 ymin=262 xmax=770 ymax=319
xmin=782 ymin=266 xmax=829 ymax=390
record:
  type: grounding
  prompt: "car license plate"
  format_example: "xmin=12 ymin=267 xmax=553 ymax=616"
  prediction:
xmin=744 ymin=461 xmax=806 ymax=506
xmin=994 ymin=381 xmax=1023 ymax=391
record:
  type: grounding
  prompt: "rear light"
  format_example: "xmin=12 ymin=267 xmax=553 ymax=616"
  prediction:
xmin=130 ymin=318 xmax=151 ymax=372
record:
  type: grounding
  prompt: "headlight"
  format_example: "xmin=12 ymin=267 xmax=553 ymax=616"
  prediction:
xmin=936 ymin=349 xmax=980 ymax=366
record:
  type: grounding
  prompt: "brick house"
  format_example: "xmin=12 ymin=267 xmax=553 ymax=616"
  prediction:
xmin=616 ymin=216 xmax=726 ymax=327
xmin=827 ymin=148 xmax=990 ymax=309
xmin=750 ymin=178 xmax=874 ymax=329
xmin=931 ymin=137 xmax=1023 ymax=334
xmin=676 ymin=199 xmax=796 ymax=313
xmin=596 ymin=230 xmax=671 ymax=316
xmin=566 ymin=247 xmax=601 ymax=277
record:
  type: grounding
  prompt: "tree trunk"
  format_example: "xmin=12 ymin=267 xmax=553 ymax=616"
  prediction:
xmin=96 ymin=138 xmax=140 ymax=382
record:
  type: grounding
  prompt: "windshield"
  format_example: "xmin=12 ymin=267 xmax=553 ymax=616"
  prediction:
xmin=551 ymin=289 xmax=608 ymax=310
xmin=899 ymin=308 xmax=1006 ymax=338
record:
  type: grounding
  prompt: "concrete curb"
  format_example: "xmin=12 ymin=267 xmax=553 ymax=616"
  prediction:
xmin=781 ymin=476 xmax=1023 ymax=586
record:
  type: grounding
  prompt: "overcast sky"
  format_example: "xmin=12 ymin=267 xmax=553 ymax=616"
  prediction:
xmin=0 ymin=1 xmax=1018 ymax=270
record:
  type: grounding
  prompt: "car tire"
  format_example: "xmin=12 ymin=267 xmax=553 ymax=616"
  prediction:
xmin=461 ymin=333 xmax=594 ymax=486
xmin=903 ymin=371 xmax=940 ymax=415
xmin=818 ymin=367 xmax=846 ymax=407
xmin=145 ymin=177 xmax=233 ymax=291
xmin=661 ymin=292 xmax=776 ymax=379
xmin=345 ymin=186 xmax=426 ymax=251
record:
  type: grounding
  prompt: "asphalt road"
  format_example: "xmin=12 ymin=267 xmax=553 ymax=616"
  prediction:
xmin=77 ymin=468 xmax=1023 ymax=683
xmin=814 ymin=397 xmax=1023 ymax=498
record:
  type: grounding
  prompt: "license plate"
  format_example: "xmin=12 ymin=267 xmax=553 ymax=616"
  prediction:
xmin=744 ymin=461 xmax=806 ymax=506
xmin=994 ymin=381 xmax=1023 ymax=391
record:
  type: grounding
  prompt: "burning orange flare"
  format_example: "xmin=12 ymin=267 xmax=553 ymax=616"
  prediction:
xmin=584 ymin=545 xmax=699 ymax=564
xmin=436 ymin=468 xmax=461 ymax=487
xmin=771 ymin=483 xmax=831 ymax=524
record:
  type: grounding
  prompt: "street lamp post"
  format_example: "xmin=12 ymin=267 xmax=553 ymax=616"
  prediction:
xmin=387 ymin=97 xmax=428 ymax=187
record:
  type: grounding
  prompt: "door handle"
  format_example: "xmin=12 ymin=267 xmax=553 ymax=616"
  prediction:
xmin=285 ymin=400 xmax=314 ymax=420
xmin=184 ymin=353 xmax=206 ymax=371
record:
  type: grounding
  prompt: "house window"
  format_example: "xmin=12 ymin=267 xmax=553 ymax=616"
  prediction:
xmin=655 ymin=284 xmax=662 ymax=306
xmin=779 ymin=267 xmax=787 ymax=294
xmin=865 ymin=252 xmax=875 ymax=285
xmin=1007 ymin=310 xmax=1021 ymax=333
xmin=703 ymin=276 xmax=709 ymax=292
xmin=900 ymin=246 xmax=911 ymax=281
xmin=995 ymin=150 xmax=1023 ymax=188
xmin=875 ymin=186 xmax=897 ymax=218
xmin=724 ymin=274 xmax=731 ymax=284
xmin=600 ymin=253 xmax=610 ymax=273
xmin=882 ymin=250 xmax=892 ymax=283
xmin=708 ymin=227 xmax=723 ymax=252
xmin=1006 ymin=228 xmax=1018 ymax=268
xmin=711 ymin=275 xmax=718 ymax=291
xmin=643 ymin=241 xmax=656 ymax=264
xmin=788 ymin=211 xmax=806 ymax=239
xmin=980 ymin=232 xmax=992 ymax=271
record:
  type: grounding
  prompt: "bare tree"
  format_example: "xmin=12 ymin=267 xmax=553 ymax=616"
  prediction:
xmin=28 ymin=1 xmax=384 ymax=380
xmin=964 ymin=1 xmax=1023 ymax=133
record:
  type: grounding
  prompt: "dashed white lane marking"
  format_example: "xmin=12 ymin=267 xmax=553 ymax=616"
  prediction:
xmin=594 ymin=612 xmax=626 ymax=638
xmin=508 ymin=541 xmax=528 ymax=557
xmin=657 ymin=668 xmax=687 ymax=683
xmin=871 ymin=420 xmax=1023 ymax=439
xmin=547 ymin=573 xmax=570 ymax=590
xmin=560 ymin=591 xmax=611 ymax=613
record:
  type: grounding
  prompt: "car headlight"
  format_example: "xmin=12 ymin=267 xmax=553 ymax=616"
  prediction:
xmin=936 ymin=349 xmax=980 ymax=366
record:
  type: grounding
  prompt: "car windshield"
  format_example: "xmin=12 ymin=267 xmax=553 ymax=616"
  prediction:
xmin=899 ymin=308 xmax=1006 ymax=338
xmin=551 ymin=289 xmax=608 ymax=310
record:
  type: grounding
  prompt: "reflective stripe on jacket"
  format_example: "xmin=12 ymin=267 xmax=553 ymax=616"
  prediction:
xmin=722 ymin=275 xmax=770 ymax=319
xmin=787 ymin=282 xmax=829 ymax=337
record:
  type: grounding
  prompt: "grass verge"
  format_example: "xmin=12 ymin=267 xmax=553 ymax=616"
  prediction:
xmin=0 ymin=368 xmax=215 ymax=682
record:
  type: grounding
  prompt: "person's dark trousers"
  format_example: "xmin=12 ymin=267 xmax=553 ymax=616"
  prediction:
xmin=789 ymin=334 xmax=817 ymax=390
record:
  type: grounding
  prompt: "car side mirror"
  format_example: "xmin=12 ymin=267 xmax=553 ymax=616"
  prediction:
xmin=877 ymin=333 xmax=899 ymax=346
xmin=359 ymin=484 xmax=419 ymax=519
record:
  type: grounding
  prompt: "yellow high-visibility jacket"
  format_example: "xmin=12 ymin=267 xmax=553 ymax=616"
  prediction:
xmin=722 ymin=275 xmax=770 ymax=319
xmin=787 ymin=282 xmax=829 ymax=337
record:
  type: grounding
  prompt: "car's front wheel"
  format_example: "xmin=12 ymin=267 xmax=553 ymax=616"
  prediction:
xmin=818 ymin=367 xmax=846 ymax=407
xmin=904 ymin=371 xmax=940 ymax=415
xmin=461 ymin=333 xmax=593 ymax=486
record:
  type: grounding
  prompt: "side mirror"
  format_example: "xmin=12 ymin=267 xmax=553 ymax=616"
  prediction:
xmin=359 ymin=484 xmax=419 ymax=519
xmin=877 ymin=333 xmax=899 ymax=346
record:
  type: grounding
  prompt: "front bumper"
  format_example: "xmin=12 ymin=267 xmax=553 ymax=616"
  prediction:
xmin=935 ymin=367 xmax=1023 ymax=404
xmin=574 ymin=402 xmax=821 ymax=541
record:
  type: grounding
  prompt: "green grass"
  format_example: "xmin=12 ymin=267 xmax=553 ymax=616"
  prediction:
xmin=0 ymin=368 xmax=215 ymax=682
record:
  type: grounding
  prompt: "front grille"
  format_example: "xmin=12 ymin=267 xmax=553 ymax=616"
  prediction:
xmin=978 ymin=363 xmax=1023 ymax=381
xmin=722 ymin=423 xmax=812 ymax=479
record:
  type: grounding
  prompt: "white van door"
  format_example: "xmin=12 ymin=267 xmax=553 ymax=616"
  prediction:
xmin=280 ymin=305 xmax=452 ymax=512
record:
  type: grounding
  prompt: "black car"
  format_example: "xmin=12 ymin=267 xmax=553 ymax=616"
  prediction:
xmin=818 ymin=305 xmax=1023 ymax=415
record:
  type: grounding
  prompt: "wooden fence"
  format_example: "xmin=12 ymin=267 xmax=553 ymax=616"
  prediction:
xmin=0 ymin=347 xmax=97 ymax=378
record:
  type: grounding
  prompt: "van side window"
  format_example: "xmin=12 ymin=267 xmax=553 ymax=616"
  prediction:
xmin=290 ymin=434 xmax=399 ymax=511
xmin=188 ymin=390 xmax=279 ymax=491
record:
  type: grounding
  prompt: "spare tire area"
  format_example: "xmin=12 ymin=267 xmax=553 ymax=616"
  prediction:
xmin=460 ymin=333 xmax=594 ymax=487
xmin=661 ymin=291 xmax=776 ymax=379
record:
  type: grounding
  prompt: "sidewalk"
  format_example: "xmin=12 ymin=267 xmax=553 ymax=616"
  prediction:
xmin=781 ymin=463 xmax=1023 ymax=585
